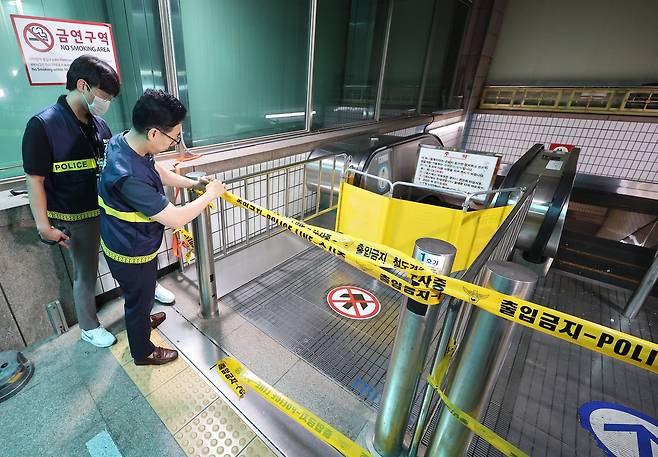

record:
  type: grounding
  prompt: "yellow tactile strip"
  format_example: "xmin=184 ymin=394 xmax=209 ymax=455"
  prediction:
xmin=110 ymin=329 xmax=278 ymax=457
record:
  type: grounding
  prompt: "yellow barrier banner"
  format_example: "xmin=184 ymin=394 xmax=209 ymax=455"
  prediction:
xmin=335 ymin=182 xmax=513 ymax=271
xmin=216 ymin=357 xmax=371 ymax=457
xmin=221 ymin=191 xmax=658 ymax=375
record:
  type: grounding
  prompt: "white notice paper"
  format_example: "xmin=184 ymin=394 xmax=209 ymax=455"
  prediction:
xmin=414 ymin=146 xmax=500 ymax=202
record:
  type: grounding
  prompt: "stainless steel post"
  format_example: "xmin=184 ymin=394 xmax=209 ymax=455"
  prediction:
xmin=426 ymin=261 xmax=537 ymax=457
xmin=373 ymin=238 xmax=456 ymax=457
xmin=623 ymin=250 xmax=658 ymax=319
xmin=185 ymin=171 xmax=219 ymax=318
xmin=407 ymin=295 xmax=454 ymax=457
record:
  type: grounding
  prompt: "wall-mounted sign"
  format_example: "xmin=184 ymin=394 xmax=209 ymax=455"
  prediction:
xmin=414 ymin=146 xmax=499 ymax=202
xmin=11 ymin=14 xmax=120 ymax=86
xmin=549 ymin=143 xmax=575 ymax=153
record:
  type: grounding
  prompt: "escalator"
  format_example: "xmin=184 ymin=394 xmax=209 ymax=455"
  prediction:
xmin=555 ymin=175 xmax=658 ymax=294
xmin=495 ymin=143 xmax=580 ymax=276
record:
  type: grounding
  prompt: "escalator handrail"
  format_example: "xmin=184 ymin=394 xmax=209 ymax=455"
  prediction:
xmin=494 ymin=143 xmax=545 ymax=207
xmin=526 ymin=147 xmax=580 ymax=263
xmin=355 ymin=132 xmax=443 ymax=187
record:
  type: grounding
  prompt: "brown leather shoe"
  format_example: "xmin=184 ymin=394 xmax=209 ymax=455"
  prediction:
xmin=150 ymin=312 xmax=166 ymax=329
xmin=134 ymin=346 xmax=178 ymax=366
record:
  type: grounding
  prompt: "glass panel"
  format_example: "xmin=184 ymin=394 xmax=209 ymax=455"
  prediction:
xmin=379 ymin=0 xmax=435 ymax=119
xmin=0 ymin=0 xmax=165 ymax=179
xmin=420 ymin=0 xmax=471 ymax=113
xmin=311 ymin=0 xmax=388 ymax=130
xmin=174 ymin=0 xmax=310 ymax=147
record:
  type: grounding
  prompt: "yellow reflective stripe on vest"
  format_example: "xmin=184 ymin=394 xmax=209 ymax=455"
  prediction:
xmin=98 ymin=196 xmax=152 ymax=223
xmin=52 ymin=158 xmax=97 ymax=173
xmin=100 ymin=238 xmax=158 ymax=264
xmin=47 ymin=209 xmax=100 ymax=221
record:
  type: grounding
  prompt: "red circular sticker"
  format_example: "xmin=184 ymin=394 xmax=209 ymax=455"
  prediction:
xmin=327 ymin=286 xmax=381 ymax=320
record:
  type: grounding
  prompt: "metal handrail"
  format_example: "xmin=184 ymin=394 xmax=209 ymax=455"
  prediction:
xmin=223 ymin=152 xmax=350 ymax=185
xmin=344 ymin=168 xmax=393 ymax=194
xmin=408 ymin=180 xmax=538 ymax=455
xmin=480 ymin=85 xmax=658 ymax=116
xmin=623 ymin=250 xmax=658 ymax=319
xmin=345 ymin=167 xmax=525 ymax=212
xmin=200 ymin=152 xmax=350 ymax=264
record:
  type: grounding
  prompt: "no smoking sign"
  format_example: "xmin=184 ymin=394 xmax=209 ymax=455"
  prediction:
xmin=23 ymin=22 xmax=54 ymax=52
xmin=327 ymin=286 xmax=381 ymax=320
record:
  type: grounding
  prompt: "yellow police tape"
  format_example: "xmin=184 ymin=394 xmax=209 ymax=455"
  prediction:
xmin=427 ymin=341 xmax=528 ymax=457
xmin=216 ymin=357 xmax=372 ymax=457
xmin=220 ymin=191 xmax=658 ymax=374
xmin=216 ymin=351 xmax=528 ymax=457
xmin=173 ymin=228 xmax=195 ymax=263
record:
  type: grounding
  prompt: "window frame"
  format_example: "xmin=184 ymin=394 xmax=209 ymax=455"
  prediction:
xmin=0 ymin=0 xmax=470 ymax=181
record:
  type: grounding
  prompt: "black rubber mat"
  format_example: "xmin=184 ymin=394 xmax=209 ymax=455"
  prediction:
xmin=221 ymin=246 xmax=412 ymax=408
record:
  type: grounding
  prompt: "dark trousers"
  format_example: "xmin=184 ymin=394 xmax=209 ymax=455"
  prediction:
xmin=105 ymin=257 xmax=157 ymax=360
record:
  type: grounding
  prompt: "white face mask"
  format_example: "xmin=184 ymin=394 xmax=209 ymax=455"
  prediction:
xmin=84 ymin=83 xmax=111 ymax=116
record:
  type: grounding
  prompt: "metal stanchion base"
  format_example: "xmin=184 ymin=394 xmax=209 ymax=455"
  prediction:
xmin=365 ymin=426 xmax=387 ymax=457
xmin=198 ymin=301 xmax=220 ymax=319
xmin=0 ymin=351 xmax=34 ymax=403
xmin=512 ymin=249 xmax=553 ymax=278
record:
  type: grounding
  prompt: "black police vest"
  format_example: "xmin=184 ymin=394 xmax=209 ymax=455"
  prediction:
xmin=98 ymin=133 xmax=165 ymax=264
xmin=34 ymin=102 xmax=110 ymax=221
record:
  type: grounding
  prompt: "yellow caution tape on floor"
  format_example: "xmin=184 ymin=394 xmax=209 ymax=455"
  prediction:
xmin=427 ymin=342 xmax=529 ymax=457
xmin=216 ymin=357 xmax=372 ymax=457
xmin=221 ymin=191 xmax=658 ymax=375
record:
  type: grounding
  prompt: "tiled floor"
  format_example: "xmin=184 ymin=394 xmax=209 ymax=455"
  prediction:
xmin=0 ymin=298 xmax=279 ymax=457
xmin=0 ymin=302 xmax=187 ymax=457
xmin=109 ymin=329 xmax=277 ymax=457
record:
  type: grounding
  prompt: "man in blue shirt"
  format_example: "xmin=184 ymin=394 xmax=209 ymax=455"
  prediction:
xmin=22 ymin=56 xmax=179 ymax=349
xmin=99 ymin=89 xmax=225 ymax=365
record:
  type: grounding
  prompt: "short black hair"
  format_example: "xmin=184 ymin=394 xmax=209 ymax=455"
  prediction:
xmin=66 ymin=55 xmax=120 ymax=96
xmin=132 ymin=89 xmax=187 ymax=134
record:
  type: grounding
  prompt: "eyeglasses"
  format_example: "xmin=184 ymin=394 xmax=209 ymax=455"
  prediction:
xmin=156 ymin=128 xmax=182 ymax=146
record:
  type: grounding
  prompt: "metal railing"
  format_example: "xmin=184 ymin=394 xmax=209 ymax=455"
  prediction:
xmin=480 ymin=86 xmax=658 ymax=116
xmin=177 ymin=152 xmax=349 ymax=268
xmin=409 ymin=180 xmax=538 ymax=454
xmin=345 ymin=168 xmax=525 ymax=211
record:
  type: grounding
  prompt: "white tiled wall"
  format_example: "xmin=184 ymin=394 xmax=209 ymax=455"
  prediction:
xmin=464 ymin=112 xmax=658 ymax=183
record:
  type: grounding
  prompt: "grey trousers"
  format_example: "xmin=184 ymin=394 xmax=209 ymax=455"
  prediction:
xmin=54 ymin=216 xmax=101 ymax=331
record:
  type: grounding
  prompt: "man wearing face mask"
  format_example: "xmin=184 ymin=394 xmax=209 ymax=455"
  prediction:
xmin=22 ymin=55 xmax=119 ymax=348
xmin=98 ymin=89 xmax=225 ymax=365
xmin=23 ymin=56 xmax=180 ymax=349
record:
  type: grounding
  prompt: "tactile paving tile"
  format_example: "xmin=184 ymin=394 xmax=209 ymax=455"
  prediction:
xmin=109 ymin=330 xmax=132 ymax=366
xmin=119 ymin=331 xmax=188 ymax=396
xmin=146 ymin=367 xmax=219 ymax=433
xmin=111 ymin=332 xmax=279 ymax=457
xmin=237 ymin=437 xmax=278 ymax=457
xmin=109 ymin=329 xmax=172 ymax=366
xmin=174 ymin=399 xmax=256 ymax=457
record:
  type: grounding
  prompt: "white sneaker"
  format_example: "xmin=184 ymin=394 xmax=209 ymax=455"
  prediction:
xmin=154 ymin=282 xmax=175 ymax=304
xmin=81 ymin=326 xmax=116 ymax=348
